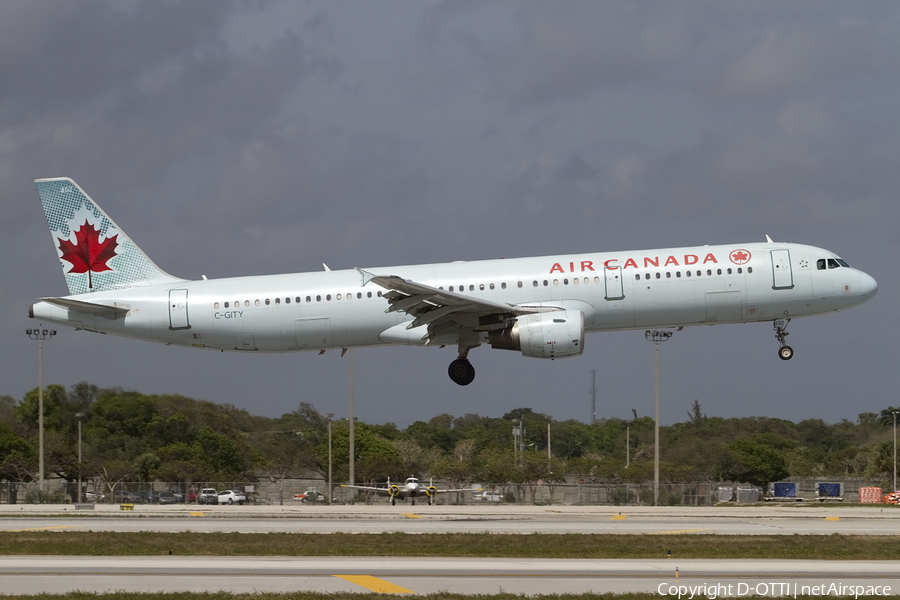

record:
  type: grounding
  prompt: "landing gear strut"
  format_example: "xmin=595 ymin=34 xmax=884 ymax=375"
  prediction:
xmin=774 ymin=317 xmax=793 ymax=361
xmin=448 ymin=358 xmax=475 ymax=386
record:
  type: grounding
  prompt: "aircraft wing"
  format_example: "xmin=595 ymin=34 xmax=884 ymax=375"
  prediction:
xmin=356 ymin=269 xmax=553 ymax=343
xmin=340 ymin=484 xmax=393 ymax=495
xmin=435 ymin=487 xmax=482 ymax=493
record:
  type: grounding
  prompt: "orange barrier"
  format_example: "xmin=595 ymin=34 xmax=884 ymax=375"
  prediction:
xmin=859 ymin=487 xmax=882 ymax=503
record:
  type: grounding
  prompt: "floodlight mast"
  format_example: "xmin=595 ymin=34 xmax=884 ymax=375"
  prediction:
xmin=644 ymin=330 xmax=672 ymax=507
xmin=25 ymin=327 xmax=56 ymax=498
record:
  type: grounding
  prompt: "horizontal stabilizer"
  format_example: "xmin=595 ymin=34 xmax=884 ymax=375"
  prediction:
xmin=37 ymin=297 xmax=130 ymax=320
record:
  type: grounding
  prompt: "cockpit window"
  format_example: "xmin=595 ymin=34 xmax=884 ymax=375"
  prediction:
xmin=836 ymin=258 xmax=850 ymax=267
xmin=817 ymin=259 xmax=826 ymax=270
xmin=828 ymin=258 xmax=840 ymax=269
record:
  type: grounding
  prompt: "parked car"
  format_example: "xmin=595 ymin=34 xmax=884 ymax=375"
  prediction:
xmin=112 ymin=490 xmax=143 ymax=504
xmin=158 ymin=491 xmax=179 ymax=505
xmin=474 ymin=490 xmax=502 ymax=502
xmin=293 ymin=487 xmax=325 ymax=503
xmin=197 ymin=488 xmax=218 ymax=505
xmin=217 ymin=489 xmax=246 ymax=505
xmin=84 ymin=491 xmax=105 ymax=502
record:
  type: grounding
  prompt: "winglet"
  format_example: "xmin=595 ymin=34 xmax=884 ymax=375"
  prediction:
xmin=356 ymin=268 xmax=377 ymax=286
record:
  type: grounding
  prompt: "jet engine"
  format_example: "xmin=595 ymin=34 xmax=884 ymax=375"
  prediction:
xmin=488 ymin=310 xmax=585 ymax=359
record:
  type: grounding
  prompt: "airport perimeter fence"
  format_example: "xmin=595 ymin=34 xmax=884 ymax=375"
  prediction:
xmin=1 ymin=477 xmax=888 ymax=506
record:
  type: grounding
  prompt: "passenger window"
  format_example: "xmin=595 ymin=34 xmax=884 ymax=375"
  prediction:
xmin=747 ymin=267 xmax=752 ymax=274
xmin=655 ymin=273 xmax=661 ymax=279
xmin=326 ymin=294 xmax=332 ymax=301
xmin=255 ymin=299 xmax=261 ymax=306
xmin=305 ymin=296 xmax=311 ymax=303
xmin=727 ymin=268 xmax=732 ymax=275
xmin=377 ymin=291 xmax=382 ymax=297
xmin=449 ymin=286 xmax=454 ymax=292
xmin=275 ymin=298 xmax=280 ymax=304
xmin=717 ymin=269 xmax=722 ymax=275
xmin=533 ymin=280 xmax=538 ymax=287
xmin=594 ymin=276 xmax=600 ymax=283
xmin=644 ymin=273 xmax=650 ymax=280
xmin=336 ymin=294 xmax=342 ymax=300
xmin=563 ymin=278 xmax=568 ymax=285
xmin=357 ymin=293 xmax=362 ymax=299
xmin=737 ymin=268 xmax=743 ymax=274
xmin=635 ymin=275 xmax=641 ymax=281
xmin=553 ymin=279 xmax=559 ymax=286
xmin=517 ymin=281 xmax=523 ymax=288
xmin=296 ymin=297 xmax=301 ymax=303
xmin=676 ymin=271 xmax=681 ymax=278
xmin=469 ymin=285 xmax=475 ymax=291
xmin=245 ymin=300 xmax=250 ymax=307
xmin=265 ymin=299 xmax=270 ymax=305
xmin=316 ymin=295 xmax=321 ymax=302
xmin=707 ymin=269 xmax=712 ymax=276
xmin=543 ymin=280 xmax=549 ymax=286
xmin=479 ymin=284 xmax=485 ymax=291
xmin=285 ymin=297 xmax=290 ymax=304
xmin=367 ymin=292 xmax=372 ymax=298
xmin=574 ymin=277 xmax=580 ymax=285
xmin=686 ymin=271 xmax=691 ymax=277
xmin=501 ymin=283 xmax=506 ymax=289
xmin=490 ymin=283 xmax=495 ymax=290
xmin=666 ymin=272 xmax=671 ymax=278
xmin=214 ymin=302 xmax=220 ymax=309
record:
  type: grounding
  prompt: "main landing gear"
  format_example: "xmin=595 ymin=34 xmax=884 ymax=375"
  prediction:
xmin=774 ymin=317 xmax=793 ymax=361
xmin=448 ymin=358 xmax=475 ymax=386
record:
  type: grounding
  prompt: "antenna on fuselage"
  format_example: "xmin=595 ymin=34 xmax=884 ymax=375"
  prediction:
xmin=765 ymin=235 xmax=774 ymax=243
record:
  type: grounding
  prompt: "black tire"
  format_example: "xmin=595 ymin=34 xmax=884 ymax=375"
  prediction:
xmin=448 ymin=359 xmax=475 ymax=386
xmin=228 ymin=498 xmax=234 ymax=505
xmin=778 ymin=346 xmax=794 ymax=361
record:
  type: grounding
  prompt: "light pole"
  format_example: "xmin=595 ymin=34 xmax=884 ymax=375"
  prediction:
xmin=626 ymin=421 xmax=631 ymax=468
xmin=645 ymin=330 xmax=672 ymax=507
xmin=26 ymin=327 xmax=56 ymax=498
xmin=75 ymin=412 xmax=85 ymax=504
xmin=893 ymin=411 xmax=898 ymax=492
xmin=327 ymin=413 xmax=334 ymax=504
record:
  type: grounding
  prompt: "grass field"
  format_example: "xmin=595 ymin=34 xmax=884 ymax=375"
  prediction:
xmin=1 ymin=531 xmax=899 ymax=559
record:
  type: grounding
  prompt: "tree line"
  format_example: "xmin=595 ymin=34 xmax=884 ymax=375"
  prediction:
xmin=1 ymin=384 xmax=898 ymax=501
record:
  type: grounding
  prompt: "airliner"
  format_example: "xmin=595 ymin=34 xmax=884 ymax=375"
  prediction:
xmin=29 ymin=178 xmax=878 ymax=386
xmin=342 ymin=477 xmax=476 ymax=506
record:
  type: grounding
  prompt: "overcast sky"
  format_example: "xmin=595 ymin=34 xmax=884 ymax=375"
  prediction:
xmin=2 ymin=1 xmax=897 ymax=428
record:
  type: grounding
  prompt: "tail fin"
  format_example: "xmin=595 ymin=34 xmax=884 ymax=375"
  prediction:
xmin=35 ymin=177 xmax=184 ymax=295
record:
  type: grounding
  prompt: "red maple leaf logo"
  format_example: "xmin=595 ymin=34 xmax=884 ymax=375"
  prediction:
xmin=730 ymin=249 xmax=751 ymax=265
xmin=57 ymin=220 xmax=118 ymax=289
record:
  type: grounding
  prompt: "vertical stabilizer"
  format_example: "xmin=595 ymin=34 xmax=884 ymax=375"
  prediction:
xmin=35 ymin=177 xmax=184 ymax=295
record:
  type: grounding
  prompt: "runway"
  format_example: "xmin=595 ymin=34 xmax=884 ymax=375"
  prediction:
xmin=2 ymin=557 xmax=898 ymax=596
xmin=1 ymin=503 xmax=898 ymax=535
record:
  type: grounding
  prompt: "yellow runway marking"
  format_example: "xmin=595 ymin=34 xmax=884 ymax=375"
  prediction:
xmin=7 ymin=525 xmax=80 ymax=532
xmin=611 ymin=515 xmax=627 ymax=520
xmin=335 ymin=575 xmax=413 ymax=594
xmin=401 ymin=513 xmax=421 ymax=519
xmin=190 ymin=512 xmax=206 ymax=517
xmin=651 ymin=529 xmax=711 ymax=534
xmin=826 ymin=516 xmax=840 ymax=521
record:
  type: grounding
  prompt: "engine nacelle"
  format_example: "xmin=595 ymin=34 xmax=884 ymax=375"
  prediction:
xmin=488 ymin=310 xmax=585 ymax=359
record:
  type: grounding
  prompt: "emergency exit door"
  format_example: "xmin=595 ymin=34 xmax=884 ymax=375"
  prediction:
xmin=168 ymin=289 xmax=191 ymax=330
xmin=604 ymin=266 xmax=625 ymax=300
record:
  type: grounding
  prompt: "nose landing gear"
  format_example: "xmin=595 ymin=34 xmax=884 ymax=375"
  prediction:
xmin=774 ymin=317 xmax=793 ymax=360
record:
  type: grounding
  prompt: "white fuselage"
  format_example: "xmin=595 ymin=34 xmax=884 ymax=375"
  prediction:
xmin=31 ymin=241 xmax=877 ymax=354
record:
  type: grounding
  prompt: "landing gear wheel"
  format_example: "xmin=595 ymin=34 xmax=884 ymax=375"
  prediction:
xmin=778 ymin=346 xmax=794 ymax=361
xmin=448 ymin=358 xmax=475 ymax=386
xmin=411 ymin=498 xmax=416 ymax=506
xmin=428 ymin=496 xmax=433 ymax=506
xmin=390 ymin=496 xmax=396 ymax=506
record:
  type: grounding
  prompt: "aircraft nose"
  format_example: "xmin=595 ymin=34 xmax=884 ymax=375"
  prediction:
xmin=859 ymin=271 xmax=878 ymax=298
